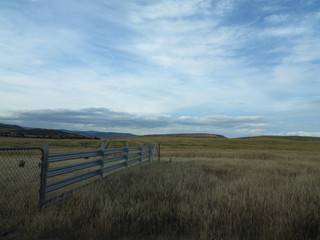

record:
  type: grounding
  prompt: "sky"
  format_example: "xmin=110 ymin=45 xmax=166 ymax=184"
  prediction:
xmin=0 ymin=0 xmax=320 ymax=138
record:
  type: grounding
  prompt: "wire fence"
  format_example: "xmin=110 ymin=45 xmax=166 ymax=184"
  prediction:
xmin=0 ymin=147 xmax=43 ymax=235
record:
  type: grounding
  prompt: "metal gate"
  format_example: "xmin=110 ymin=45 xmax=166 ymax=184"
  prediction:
xmin=0 ymin=143 xmax=158 ymax=236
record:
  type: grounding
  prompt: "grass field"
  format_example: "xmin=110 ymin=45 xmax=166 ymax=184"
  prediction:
xmin=1 ymin=136 xmax=320 ymax=239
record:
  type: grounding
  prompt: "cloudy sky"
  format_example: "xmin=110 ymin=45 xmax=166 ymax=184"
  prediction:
xmin=0 ymin=0 xmax=319 ymax=137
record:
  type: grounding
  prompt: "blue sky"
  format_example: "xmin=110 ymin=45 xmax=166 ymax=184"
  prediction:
xmin=0 ymin=0 xmax=319 ymax=137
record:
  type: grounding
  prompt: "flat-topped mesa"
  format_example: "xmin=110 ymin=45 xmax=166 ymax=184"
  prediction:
xmin=143 ymin=133 xmax=227 ymax=138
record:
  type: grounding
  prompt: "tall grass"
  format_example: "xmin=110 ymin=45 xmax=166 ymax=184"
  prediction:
xmin=21 ymin=157 xmax=320 ymax=240
xmin=1 ymin=136 xmax=320 ymax=239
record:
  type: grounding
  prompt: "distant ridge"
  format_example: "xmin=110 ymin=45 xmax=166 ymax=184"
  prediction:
xmin=143 ymin=133 xmax=227 ymax=138
xmin=239 ymin=135 xmax=320 ymax=141
xmin=61 ymin=129 xmax=137 ymax=138
xmin=0 ymin=123 xmax=226 ymax=139
xmin=0 ymin=123 xmax=90 ymax=139
xmin=0 ymin=123 xmax=24 ymax=132
xmin=0 ymin=123 xmax=136 ymax=139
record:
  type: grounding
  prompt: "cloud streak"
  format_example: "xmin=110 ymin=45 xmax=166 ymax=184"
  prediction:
xmin=0 ymin=108 xmax=267 ymax=136
xmin=0 ymin=0 xmax=320 ymax=137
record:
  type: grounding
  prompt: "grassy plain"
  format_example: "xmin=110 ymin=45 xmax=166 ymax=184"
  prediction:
xmin=1 ymin=136 xmax=320 ymax=239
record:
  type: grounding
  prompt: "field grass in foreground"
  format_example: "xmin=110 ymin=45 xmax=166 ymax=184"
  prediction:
xmin=23 ymin=158 xmax=320 ymax=240
xmin=1 ymin=136 xmax=320 ymax=239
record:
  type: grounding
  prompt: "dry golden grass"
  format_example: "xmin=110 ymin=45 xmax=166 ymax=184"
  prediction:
xmin=22 ymin=158 xmax=320 ymax=240
xmin=1 ymin=136 xmax=320 ymax=239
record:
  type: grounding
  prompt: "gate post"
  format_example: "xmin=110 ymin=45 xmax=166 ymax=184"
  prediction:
xmin=158 ymin=144 xmax=160 ymax=163
xmin=125 ymin=142 xmax=129 ymax=167
xmin=99 ymin=143 xmax=106 ymax=180
xmin=148 ymin=144 xmax=152 ymax=162
xmin=139 ymin=143 xmax=143 ymax=164
xmin=39 ymin=144 xmax=49 ymax=209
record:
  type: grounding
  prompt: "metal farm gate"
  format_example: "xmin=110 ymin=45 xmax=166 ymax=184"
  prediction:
xmin=0 ymin=142 xmax=158 ymax=236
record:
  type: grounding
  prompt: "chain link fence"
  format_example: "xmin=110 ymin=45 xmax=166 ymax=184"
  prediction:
xmin=0 ymin=148 xmax=43 ymax=235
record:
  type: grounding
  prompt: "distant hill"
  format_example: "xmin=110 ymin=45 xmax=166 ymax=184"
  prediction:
xmin=0 ymin=123 xmax=136 ymax=139
xmin=0 ymin=123 xmax=91 ymax=139
xmin=239 ymin=135 xmax=320 ymax=142
xmin=0 ymin=123 xmax=226 ymax=139
xmin=61 ymin=130 xmax=137 ymax=138
xmin=0 ymin=123 xmax=24 ymax=132
xmin=143 ymin=133 xmax=227 ymax=138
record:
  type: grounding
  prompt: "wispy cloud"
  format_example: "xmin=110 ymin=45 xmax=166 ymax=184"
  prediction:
xmin=286 ymin=131 xmax=320 ymax=137
xmin=265 ymin=14 xmax=289 ymax=23
xmin=0 ymin=108 xmax=267 ymax=136
xmin=0 ymin=0 xmax=319 ymax=137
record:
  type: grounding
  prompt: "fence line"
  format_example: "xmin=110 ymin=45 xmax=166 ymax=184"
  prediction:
xmin=40 ymin=142 xmax=157 ymax=207
xmin=1 ymin=142 xmax=158 ymax=235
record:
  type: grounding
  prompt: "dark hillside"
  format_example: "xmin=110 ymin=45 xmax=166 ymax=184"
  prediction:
xmin=0 ymin=123 xmax=91 ymax=139
xmin=0 ymin=123 xmax=24 ymax=132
